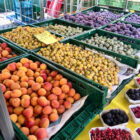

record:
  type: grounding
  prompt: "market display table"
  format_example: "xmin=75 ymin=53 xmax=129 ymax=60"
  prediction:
xmin=76 ymin=74 xmax=140 ymax=140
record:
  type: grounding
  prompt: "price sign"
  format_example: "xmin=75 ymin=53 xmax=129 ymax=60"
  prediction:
xmin=35 ymin=31 xmax=58 ymax=45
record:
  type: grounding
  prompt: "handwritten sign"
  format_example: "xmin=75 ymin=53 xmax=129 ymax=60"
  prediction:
xmin=35 ymin=31 xmax=58 ymax=45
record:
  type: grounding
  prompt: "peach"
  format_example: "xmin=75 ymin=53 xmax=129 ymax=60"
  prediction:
xmin=49 ymin=113 xmax=59 ymax=122
xmin=1 ymin=68 xmax=9 ymax=73
xmin=0 ymin=84 xmax=6 ymax=92
xmin=22 ymin=95 xmax=30 ymax=99
xmin=28 ymin=135 xmax=37 ymax=140
xmin=38 ymin=96 xmax=49 ymax=107
xmin=8 ymin=106 xmax=13 ymax=114
xmin=35 ymin=128 xmax=47 ymax=139
xmin=21 ymin=127 xmax=29 ymax=136
xmin=27 ymin=88 xmax=33 ymax=95
xmin=10 ymin=114 xmax=17 ymax=123
xmin=41 ymin=115 xmax=48 ymax=119
xmin=17 ymin=70 xmax=25 ymax=77
xmin=11 ymin=98 xmax=21 ymax=107
xmin=23 ymin=107 xmax=33 ymax=118
xmin=21 ymin=98 xmax=30 ymax=108
xmin=53 ymin=81 xmax=60 ymax=87
xmin=31 ymin=83 xmax=41 ymax=91
xmin=20 ymin=82 xmax=28 ymax=88
xmin=43 ymin=82 xmax=52 ymax=91
xmin=20 ymin=58 xmax=29 ymax=64
xmin=11 ymin=75 xmax=19 ymax=82
xmin=68 ymin=88 xmax=76 ymax=97
xmin=6 ymin=101 xmax=10 ymax=106
xmin=57 ymin=105 xmax=65 ymax=114
xmin=28 ymin=80 xmax=35 ymax=87
xmin=16 ymin=62 xmax=22 ymax=69
xmin=64 ymin=101 xmax=71 ymax=109
xmin=23 ymin=62 xmax=30 ymax=69
xmin=74 ymin=93 xmax=81 ymax=101
xmin=35 ymin=61 xmax=40 ymax=67
xmin=13 ymin=71 xmax=17 ymax=75
xmin=60 ymin=78 xmax=68 ymax=86
xmin=36 ymin=68 xmax=40 ymax=72
xmin=5 ymin=79 xmax=14 ymax=87
xmin=42 ymin=105 xmax=52 ymax=115
xmin=40 ymin=64 xmax=47 ymax=70
xmin=21 ymin=88 xmax=28 ymax=95
xmin=36 ymin=76 xmax=44 ymax=83
xmin=29 ymin=77 xmax=34 ymax=81
xmin=40 ymin=73 xmax=47 ymax=81
xmin=38 ymin=88 xmax=46 ymax=96
xmin=68 ymin=82 xmax=72 ymax=88
xmin=55 ymin=74 xmax=63 ymax=81
xmin=10 ymin=83 xmax=20 ymax=90
xmin=46 ymin=76 xmax=52 ymax=82
xmin=61 ymin=85 xmax=69 ymax=93
xmin=27 ymin=69 xmax=34 ymax=77
xmin=34 ymin=72 xmax=40 ymax=78
xmin=16 ymin=123 xmax=21 ymax=128
xmin=30 ymin=63 xmax=37 ymax=70
xmin=7 ymin=63 xmax=16 ymax=71
xmin=25 ymin=117 xmax=35 ymax=128
xmin=31 ymin=97 xmax=38 ymax=106
xmin=14 ymin=107 xmax=24 ymax=115
xmin=59 ymin=100 xmax=64 ymax=105
xmin=18 ymin=114 xmax=25 ymax=125
xmin=34 ymin=105 xmax=42 ymax=115
xmin=1 ymin=72 xmax=11 ymax=80
xmin=58 ymin=93 xmax=65 ymax=100
xmin=52 ymin=109 xmax=58 ymax=114
xmin=35 ymin=118 xmax=40 ymax=126
xmin=39 ymin=118 xmax=49 ymax=128
xmin=2 ymin=50 xmax=9 ymax=57
xmin=48 ymin=94 xmax=57 ymax=100
xmin=30 ymin=126 xmax=39 ymax=134
xmin=31 ymin=93 xmax=38 ymax=98
xmin=66 ymin=97 xmax=74 ymax=104
xmin=52 ymin=87 xmax=62 ymax=95
xmin=51 ymin=100 xmax=60 ymax=109
xmin=11 ymin=89 xmax=22 ymax=98
xmin=50 ymin=71 xmax=58 ymax=77
xmin=46 ymin=69 xmax=50 ymax=74
xmin=4 ymin=91 xmax=11 ymax=99
xmin=19 ymin=66 xmax=27 ymax=72
xmin=21 ymin=76 xmax=29 ymax=82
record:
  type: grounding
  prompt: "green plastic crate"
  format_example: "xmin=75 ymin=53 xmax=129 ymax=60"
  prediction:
xmin=72 ymin=29 xmax=139 ymax=68
xmin=0 ymin=53 xmax=105 ymax=140
xmin=0 ymin=38 xmax=26 ymax=65
xmin=0 ymin=25 xmax=65 ymax=53
xmin=101 ymin=20 xmax=140 ymax=44
xmin=33 ymin=18 xmax=92 ymax=38
xmin=122 ymin=13 xmax=140 ymax=26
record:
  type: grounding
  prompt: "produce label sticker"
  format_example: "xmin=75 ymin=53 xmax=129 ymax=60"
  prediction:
xmin=35 ymin=31 xmax=58 ymax=45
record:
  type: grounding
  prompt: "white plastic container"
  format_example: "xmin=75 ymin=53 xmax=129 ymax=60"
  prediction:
xmin=100 ymin=109 xmax=129 ymax=127
xmin=129 ymin=104 xmax=140 ymax=124
xmin=135 ymin=78 xmax=140 ymax=88
xmin=125 ymin=89 xmax=140 ymax=104
xmin=89 ymin=126 xmax=134 ymax=140
xmin=135 ymin=127 xmax=140 ymax=140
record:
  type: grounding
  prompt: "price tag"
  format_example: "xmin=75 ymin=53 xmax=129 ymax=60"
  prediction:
xmin=130 ymin=10 xmax=135 ymax=13
xmin=35 ymin=31 xmax=58 ymax=45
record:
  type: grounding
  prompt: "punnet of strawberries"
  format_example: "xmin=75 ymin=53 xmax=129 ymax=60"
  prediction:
xmin=131 ymin=106 xmax=140 ymax=118
xmin=136 ymin=128 xmax=140 ymax=136
xmin=90 ymin=128 xmax=133 ymax=140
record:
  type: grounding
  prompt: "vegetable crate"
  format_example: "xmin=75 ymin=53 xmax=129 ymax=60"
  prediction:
xmin=0 ymin=53 xmax=105 ymax=140
xmin=100 ymin=20 xmax=140 ymax=45
xmin=33 ymin=18 xmax=92 ymax=38
xmin=72 ymin=29 xmax=139 ymax=68
xmin=0 ymin=25 xmax=65 ymax=53
xmin=0 ymin=38 xmax=26 ymax=65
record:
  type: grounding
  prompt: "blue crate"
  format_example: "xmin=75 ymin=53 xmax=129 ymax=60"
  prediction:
xmin=14 ymin=0 xmax=33 ymax=23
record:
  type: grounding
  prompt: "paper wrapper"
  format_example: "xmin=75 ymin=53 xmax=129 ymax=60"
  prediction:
xmin=44 ymin=96 xmax=88 ymax=140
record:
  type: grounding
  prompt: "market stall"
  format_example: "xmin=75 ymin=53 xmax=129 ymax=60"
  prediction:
xmin=0 ymin=0 xmax=140 ymax=140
